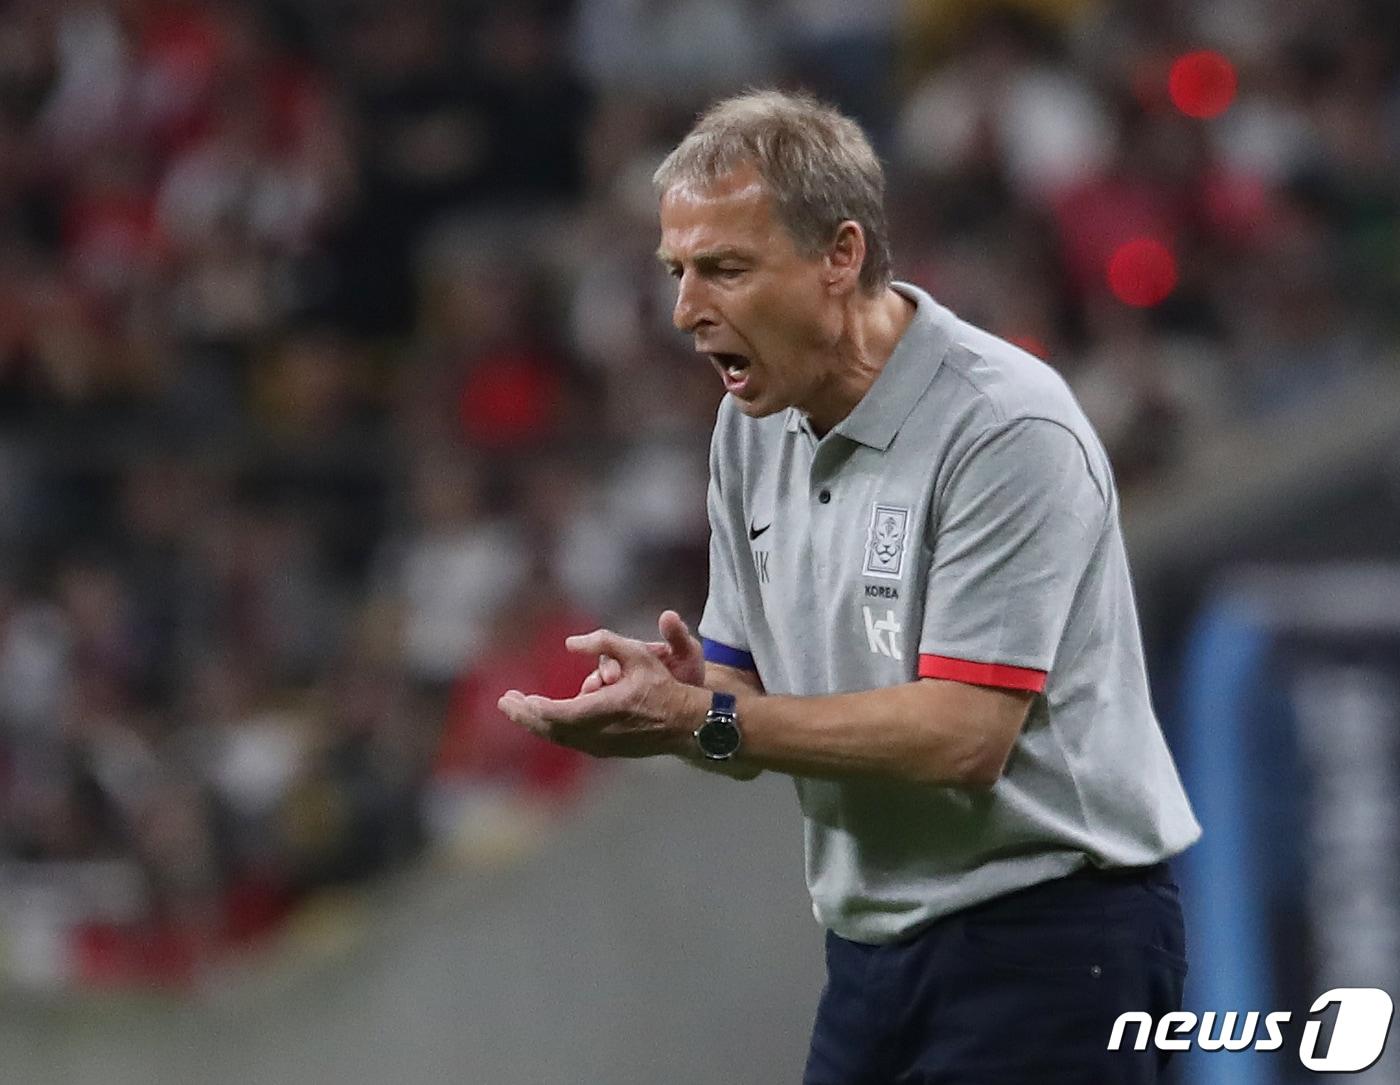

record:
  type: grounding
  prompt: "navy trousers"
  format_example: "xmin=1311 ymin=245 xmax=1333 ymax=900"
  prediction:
xmin=803 ymin=864 xmax=1187 ymax=1085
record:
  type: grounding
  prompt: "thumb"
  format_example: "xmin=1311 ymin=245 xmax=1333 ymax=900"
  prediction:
xmin=658 ymin=610 xmax=697 ymax=657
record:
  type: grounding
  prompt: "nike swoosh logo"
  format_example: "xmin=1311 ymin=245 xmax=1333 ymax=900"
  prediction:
xmin=748 ymin=520 xmax=772 ymax=541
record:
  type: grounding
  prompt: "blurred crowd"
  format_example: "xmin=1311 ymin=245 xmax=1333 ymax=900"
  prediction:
xmin=0 ymin=0 xmax=1397 ymax=990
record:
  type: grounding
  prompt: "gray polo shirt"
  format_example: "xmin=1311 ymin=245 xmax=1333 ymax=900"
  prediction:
xmin=698 ymin=282 xmax=1201 ymax=944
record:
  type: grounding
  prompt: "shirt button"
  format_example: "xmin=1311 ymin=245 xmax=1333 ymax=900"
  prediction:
xmin=818 ymin=489 xmax=832 ymax=504
xmin=1089 ymin=965 xmax=1103 ymax=979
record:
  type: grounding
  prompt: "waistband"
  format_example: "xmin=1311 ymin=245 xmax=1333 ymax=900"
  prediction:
xmin=1066 ymin=860 xmax=1174 ymax=885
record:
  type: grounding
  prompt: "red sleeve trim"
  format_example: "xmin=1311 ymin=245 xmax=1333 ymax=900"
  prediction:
xmin=918 ymin=654 xmax=1047 ymax=693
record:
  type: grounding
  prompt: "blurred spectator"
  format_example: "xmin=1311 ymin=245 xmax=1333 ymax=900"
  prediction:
xmin=432 ymin=562 xmax=593 ymax=803
xmin=282 ymin=655 xmax=425 ymax=886
xmin=373 ymin=452 xmax=526 ymax=692
xmin=573 ymin=0 xmax=775 ymax=103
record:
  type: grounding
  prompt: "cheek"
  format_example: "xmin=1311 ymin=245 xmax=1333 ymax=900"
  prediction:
xmin=766 ymin=310 xmax=827 ymax=376
xmin=790 ymin=289 xmax=834 ymax=344
xmin=740 ymin=282 xmax=826 ymax=378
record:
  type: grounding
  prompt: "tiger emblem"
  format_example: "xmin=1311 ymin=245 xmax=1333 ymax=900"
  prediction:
xmin=863 ymin=504 xmax=910 ymax=578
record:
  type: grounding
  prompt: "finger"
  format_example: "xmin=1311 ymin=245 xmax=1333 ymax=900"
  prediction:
xmin=524 ymin=686 xmax=625 ymax=726
xmin=579 ymin=655 xmax=625 ymax=696
xmin=497 ymin=692 xmax=548 ymax=736
xmin=565 ymin=629 xmax=651 ymax=663
xmin=658 ymin=610 xmax=698 ymax=657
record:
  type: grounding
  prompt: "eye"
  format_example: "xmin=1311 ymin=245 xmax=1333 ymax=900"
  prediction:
xmin=717 ymin=266 xmax=746 ymax=280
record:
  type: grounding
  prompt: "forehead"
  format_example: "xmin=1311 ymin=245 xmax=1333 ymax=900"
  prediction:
xmin=657 ymin=165 xmax=785 ymax=258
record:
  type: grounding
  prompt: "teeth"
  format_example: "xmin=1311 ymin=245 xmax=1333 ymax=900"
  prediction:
xmin=727 ymin=365 xmax=744 ymax=379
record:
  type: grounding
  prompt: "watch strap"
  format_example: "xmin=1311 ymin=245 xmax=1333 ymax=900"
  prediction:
xmin=707 ymin=691 xmax=737 ymax=719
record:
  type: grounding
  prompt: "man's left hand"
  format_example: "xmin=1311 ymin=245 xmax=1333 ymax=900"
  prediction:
xmin=497 ymin=629 xmax=709 ymax=759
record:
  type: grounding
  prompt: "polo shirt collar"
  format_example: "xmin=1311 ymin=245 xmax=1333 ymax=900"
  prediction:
xmin=828 ymin=282 xmax=951 ymax=451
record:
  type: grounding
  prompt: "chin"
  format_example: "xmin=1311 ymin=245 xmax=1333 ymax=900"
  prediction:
xmin=730 ymin=393 xmax=786 ymax=419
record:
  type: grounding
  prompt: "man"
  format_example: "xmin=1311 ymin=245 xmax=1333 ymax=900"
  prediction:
xmin=498 ymin=90 xmax=1201 ymax=1083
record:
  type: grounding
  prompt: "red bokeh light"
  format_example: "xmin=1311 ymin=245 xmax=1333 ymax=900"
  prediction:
xmin=1169 ymin=51 xmax=1237 ymax=119
xmin=1107 ymin=238 xmax=1178 ymax=308
xmin=1007 ymin=334 xmax=1050 ymax=360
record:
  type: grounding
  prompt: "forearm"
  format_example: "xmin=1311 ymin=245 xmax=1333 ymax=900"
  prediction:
xmin=727 ymin=681 xmax=1023 ymax=789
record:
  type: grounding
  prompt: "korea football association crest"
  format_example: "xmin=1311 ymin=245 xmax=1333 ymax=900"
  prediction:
xmin=863 ymin=503 xmax=910 ymax=580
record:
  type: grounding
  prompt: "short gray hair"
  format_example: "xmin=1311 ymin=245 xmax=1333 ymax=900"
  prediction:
xmin=653 ymin=90 xmax=892 ymax=293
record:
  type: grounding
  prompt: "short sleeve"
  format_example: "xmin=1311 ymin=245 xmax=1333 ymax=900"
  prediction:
xmin=918 ymin=418 xmax=1107 ymax=692
xmin=697 ymin=425 xmax=757 ymax=672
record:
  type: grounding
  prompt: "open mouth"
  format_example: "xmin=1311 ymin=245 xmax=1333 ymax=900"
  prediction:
xmin=708 ymin=352 xmax=753 ymax=393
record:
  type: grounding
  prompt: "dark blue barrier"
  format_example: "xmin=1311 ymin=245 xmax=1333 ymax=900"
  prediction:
xmin=1173 ymin=567 xmax=1400 ymax=1084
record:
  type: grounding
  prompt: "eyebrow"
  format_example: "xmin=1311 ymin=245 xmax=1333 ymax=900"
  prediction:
xmin=654 ymin=247 xmax=751 ymax=266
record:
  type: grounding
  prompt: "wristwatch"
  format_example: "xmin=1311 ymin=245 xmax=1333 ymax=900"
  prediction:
xmin=694 ymin=691 xmax=742 ymax=761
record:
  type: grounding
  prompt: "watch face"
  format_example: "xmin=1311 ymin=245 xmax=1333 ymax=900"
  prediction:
xmin=698 ymin=718 xmax=741 ymax=759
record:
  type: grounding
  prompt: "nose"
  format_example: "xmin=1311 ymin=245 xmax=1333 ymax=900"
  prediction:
xmin=672 ymin=270 xmax=714 ymax=335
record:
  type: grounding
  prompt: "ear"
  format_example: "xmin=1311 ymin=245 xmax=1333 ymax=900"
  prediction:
xmin=825 ymin=221 xmax=866 ymax=295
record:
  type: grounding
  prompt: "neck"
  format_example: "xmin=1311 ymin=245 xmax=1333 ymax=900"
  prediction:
xmin=804 ymin=286 xmax=916 ymax=437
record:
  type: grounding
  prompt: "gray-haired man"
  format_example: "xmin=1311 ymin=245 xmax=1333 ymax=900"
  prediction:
xmin=499 ymin=90 xmax=1200 ymax=1083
